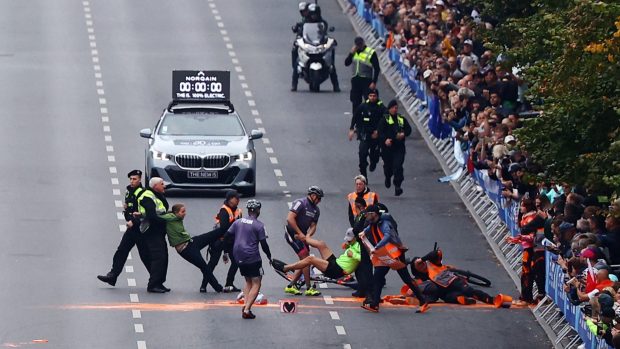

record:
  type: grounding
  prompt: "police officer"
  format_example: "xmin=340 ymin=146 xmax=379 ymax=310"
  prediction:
xmin=291 ymin=2 xmax=309 ymax=91
xmin=378 ymin=100 xmax=412 ymax=196
xmin=207 ymin=190 xmax=243 ymax=292
xmin=97 ymin=170 xmax=150 ymax=286
xmin=345 ymin=37 xmax=380 ymax=113
xmin=348 ymin=89 xmax=385 ymax=177
xmin=137 ymin=177 xmax=170 ymax=293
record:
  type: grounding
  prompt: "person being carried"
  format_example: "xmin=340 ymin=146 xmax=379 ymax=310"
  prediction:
xmin=273 ymin=228 xmax=361 ymax=281
xmin=160 ymin=204 xmax=226 ymax=293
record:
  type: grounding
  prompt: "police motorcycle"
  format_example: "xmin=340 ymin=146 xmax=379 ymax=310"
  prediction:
xmin=293 ymin=22 xmax=336 ymax=92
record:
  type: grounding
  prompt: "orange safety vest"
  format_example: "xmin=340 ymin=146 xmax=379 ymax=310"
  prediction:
xmin=347 ymin=191 xmax=379 ymax=216
xmin=369 ymin=223 xmax=402 ymax=261
xmin=426 ymin=262 xmax=457 ymax=288
xmin=214 ymin=205 xmax=242 ymax=225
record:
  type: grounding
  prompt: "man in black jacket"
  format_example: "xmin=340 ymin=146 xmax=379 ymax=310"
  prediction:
xmin=97 ymin=170 xmax=151 ymax=286
xmin=348 ymin=89 xmax=385 ymax=177
xmin=137 ymin=177 xmax=170 ymax=293
xmin=378 ymin=100 xmax=412 ymax=196
xmin=345 ymin=37 xmax=380 ymax=113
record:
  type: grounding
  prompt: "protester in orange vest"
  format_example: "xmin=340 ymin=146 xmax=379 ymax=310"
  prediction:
xmin=347 ymin=174 xmax=379 ymax=227
xmin=410 ymin=250 xmax=496 ymax=305
xmin=206 ymin=190 xmax=243 ymax=293
xmin=359 ymin=205 xmax=429 ymax=313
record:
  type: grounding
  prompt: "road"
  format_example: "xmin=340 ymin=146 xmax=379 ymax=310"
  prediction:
xmin=0 ymin=0 xmax=550 ymax=348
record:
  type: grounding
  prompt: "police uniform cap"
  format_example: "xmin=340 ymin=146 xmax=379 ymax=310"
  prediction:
xmin=127 ymin=169 xmax=142 ymax=178
xmin=367 ymin=88 xmax=379 ymax=96
xmin=366 ymin=204 xmax=381 ymax=215
xmin=225 ymin=189 xmax=240 ymax=201
xmin=387 ymin=99 xmax=398 ymax=109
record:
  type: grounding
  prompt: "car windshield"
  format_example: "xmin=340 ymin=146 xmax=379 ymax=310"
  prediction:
xmin=303 ymin=23 xmax=326 ymax=45
xmin=158 ymin=112 xmax=244 ymax=136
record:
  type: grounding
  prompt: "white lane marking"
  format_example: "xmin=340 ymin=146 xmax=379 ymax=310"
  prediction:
xmin=273 ymin=169 xmax=282 ymax=177
xmin=225 ymin=43 xmax=233 ymax=49
xmin=97 ymin=88 xmax=104 ymax=95
xmin=96 ymin=80 xmax=103 ymax=87
xmin=228 ymin=51 xmax=236 ymax=57
xmin=95 ymin=72 xmax=102 ymax=78
xmin=241 ymin=83 xmax=249 ymax=89
xmin=235 ymin=66 xmax=243 ymax=72
xmin=330 ymin=311 xmax=340 ymax=320
xmin=251 ymin=109 xmax=259 ymax=115
xmin=84 ymin=6 xmax=90 ymax=12
xmin=217 ymin=22 xmax=224 ymax=28
xmin=244 ymin=90 xmax=252 ymax=97
xmin=103 ymin=125 xmax=110 ymax=132
xmin=116 ymin=212 xmax=124 ymax=220
xmin=265 ymin=147 xmax=273 ymax=153
xmin=127 ymin=252 xmax=132 ymax=260
xmin=222 ymin=36 xmax=230 ymax=42
xmin=269 ymin=157 xmax=278 ymax=164
xmin=278 ymin=181 xmax=287 ymax=187
xmin=86 ymin=20 xmax=93 ymax=27
xmin=129 ymin=293 xmax=139 ymax=302
xmin=87 ymin=28 xmax=94 ymax=33
xmin=209 ymin=3 xmax=216 ymax=8
xmin=254 ymin=118 xmax=262 ymax=124
xmin=88 ymin=34 xmax=95 ymax=40
xmin=343 ymin=345 xmax=352 ymax=349
xmin=92 ymin=56 xmax=99 ymax=63
xmin=137 ymin=341 xmax=147 ymax=349
xmin=214 ymin=15 xmax=222 ymax=21
xmin=105 ymin=135 xmax=112 ymax=142
xmin=238 ymin=75 xmax=245 ymax=80
xmin=335 ymin=326 xmax=346 ymax=335
xmin=319 ymin=282 xmax=328 ymax=289
xmin=114 ymin=200 xmax=123 ymax=207
xmin=101 ymin=116 xmax=109 ymax=123
xmin=126 ymin=266 xmax=134 ymax=273
xmin=90 ymin=41 xmax=96 ymax=48
xmin=84 ymin=13 xmax=91 ymax=19
xmin=99 ymin=97 xmax=106 ymax=105
xmin=134 ymin=324 xmax=144 ymax=333
xmin=285 ymin=193 xmax=292 ymax=197
xmin=111 ymin=178 xmax=119 ymax=185
xmin=220 ymin=29 xmax=227 ymax=34
xmin=257 ymin=127 xmax=266 ymax=133
xmin=118 ymin=224 xmax=125 ymax=232
xmin=112 ymin=188 xmax=121 ymax=196
xmin=106 ymin=145 xmax=114 ymax=152
xmin=232 ymin=58 xmax=240 ymax=65
xmin=108 ymin=155 xmax=116 ymax=162
xmin=132 ymin=310 xmax=141 ymax=319
xmin=91 ymin=49 xmax=98 ymax=55
xmin=323 ymin=295 xmax=334 ymax=305
xmin=82 ymin=1 xmax=89 ymax=5
xmin=211 ymin=9 xmax=218 ymax=14
xmin=128 ymin=278 xmax=136 ymax=287
xmin=262 ymin=137 xmax=270 ymax=144
xmin=247 ymin=100 xmax=255 ymax=106
xmin=109 ymin=166 xmax=117 ymax=173
xmin=100 ymin=107 xmax=108 ymax=114
xmin=93 ymin=65 xmax=101 ymax=71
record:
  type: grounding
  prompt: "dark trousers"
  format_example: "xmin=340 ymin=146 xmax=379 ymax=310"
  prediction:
xmin=350 ymin=76 xmax=372 ymax=113
xmin=358 ymin=138 xmax=380 ymax=175
xmin=371 ymin=256 xmax=426 ymax=306
xmin=179 ymin=229 xmax=224 ymax=292
xmin=381 ymin=146 xmax=406 ymax=187
xmin=111 ymin=226 xmax=151 ymax=276
xmin=520 ymin=247 xmax=534 ymax=302
xmin=291 ymin=46 xmax=299 ymax=86
xmin=442 ymin=278 xmax=493 ymax=304
xmin=533 ymin=250 xmax=546 ymax=297
xmin=144 ymin=232 xmax=168 ymax=289
xmin=354 ymin=242 xmax=373 ymax=296
xmin=207 ymin=239 xmax=239 ymax=287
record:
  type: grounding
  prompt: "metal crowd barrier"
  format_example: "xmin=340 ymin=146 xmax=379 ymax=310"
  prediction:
xmin=337 ymin=0 xmax=613 ymax=348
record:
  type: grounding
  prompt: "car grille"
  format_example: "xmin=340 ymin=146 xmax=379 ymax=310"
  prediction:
xmin=174 ymin=154 xmax=230 ymax=170
xmin=175 ymin=154 xmax=202 ymax=170
xmin=167 ymin=167 xmax=240 ymax=184
xmin=203 ymin=154 xmax=230 ymax=169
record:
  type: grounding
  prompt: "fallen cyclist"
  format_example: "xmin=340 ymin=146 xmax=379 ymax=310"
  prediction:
xmin=408 ymin=248 xmax=504 ymax=306
xmin=272 ymin=229 xmax=361 ymax=281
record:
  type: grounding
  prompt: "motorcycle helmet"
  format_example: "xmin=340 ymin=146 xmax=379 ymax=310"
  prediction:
xmin=299 ymin=1 xmax=308 ymax=11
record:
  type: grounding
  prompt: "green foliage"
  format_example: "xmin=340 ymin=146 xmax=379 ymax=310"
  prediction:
xmin=473 ymin=0 xmax=620 ymax=195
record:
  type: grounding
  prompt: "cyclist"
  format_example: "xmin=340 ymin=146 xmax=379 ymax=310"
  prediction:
xmin=284 ymin=186 xmax=324 ymax=296
xmin=273 ymin=229 xmax=360 ymax=281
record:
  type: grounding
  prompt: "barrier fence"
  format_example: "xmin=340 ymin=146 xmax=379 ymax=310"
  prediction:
xmin=340 ymin=1 xmax=612 ymax=348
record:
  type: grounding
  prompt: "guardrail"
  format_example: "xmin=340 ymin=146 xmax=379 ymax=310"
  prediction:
xmin=338 ymin=1 xmax=613 ymax=348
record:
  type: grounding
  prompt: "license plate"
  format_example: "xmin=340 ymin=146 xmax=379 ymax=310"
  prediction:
xmin=187 ymin=171 xmax=218 ymax=179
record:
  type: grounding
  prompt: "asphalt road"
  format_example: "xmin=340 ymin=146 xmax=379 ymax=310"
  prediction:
xmin=0 ymin=0 xmax=550 ymax=348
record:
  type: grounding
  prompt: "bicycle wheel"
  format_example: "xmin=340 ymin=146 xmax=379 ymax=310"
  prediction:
xmin=451 ymin=269 xmax=492 ymax=287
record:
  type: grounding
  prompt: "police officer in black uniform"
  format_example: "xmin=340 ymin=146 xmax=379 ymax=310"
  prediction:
xmin=137 ymin=177 xmax=170 ymax=293
xmin=344 ymin=37 xmax=380 ymax=113
xmin=291 ymin=2 xmax=310 ymax=91
xmin=378 ymin=100 xmax=412 ymax=196
xmin=97 ymin=170 xmax=151 ymax=286
xmin=348 ymin=88 xmax=385 ymax=177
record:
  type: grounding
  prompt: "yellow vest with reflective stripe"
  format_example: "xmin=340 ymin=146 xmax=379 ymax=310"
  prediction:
xmin=352 ymin=47 xmax=375 ymax=78
xmin=137 ymin=190 xmax=166 ymax=216
xmin=385 ymin=114 xmax=404 ymax=128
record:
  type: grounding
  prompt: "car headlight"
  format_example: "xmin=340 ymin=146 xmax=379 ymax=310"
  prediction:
xmin=236 ymin=151 xmax=253 ymax=162
xmin=150 ymin=149 xmax=172 ymax=160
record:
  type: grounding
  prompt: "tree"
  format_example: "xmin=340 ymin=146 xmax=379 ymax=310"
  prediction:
xmin=474 ymin=0 xmax=620 ymax=195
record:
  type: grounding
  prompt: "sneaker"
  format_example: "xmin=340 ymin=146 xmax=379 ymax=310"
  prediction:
xmin=416 ymin=303 xmax=430 ymax=313
xmin=284 ymin=285 xmax=302 ymax=295
xmin=242 ymin=310 xmax=256 ymax=319
xmin=272 ymin=259 xmax=286 ymax=272
xmin=304 ymin=286 xmax=321 ymax=296
xmin=361 ymin=302 xmax=379 ymax=313
xmin=223 ymin=285 xmax=241 ymax=293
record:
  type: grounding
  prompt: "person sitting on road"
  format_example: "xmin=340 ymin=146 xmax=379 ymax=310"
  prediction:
xmin=273 ymin=229 xmax=361 ymax=281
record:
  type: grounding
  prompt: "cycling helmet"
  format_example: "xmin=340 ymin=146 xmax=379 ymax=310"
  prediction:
xmin=298 ymin=1 xmax=308 ymax=11
xmin=307 ymin=185 xmax=324 ymax=198
xmin=246 ymin=199 xmax=262 ymax=211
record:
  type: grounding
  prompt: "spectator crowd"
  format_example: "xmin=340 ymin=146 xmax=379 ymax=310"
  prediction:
xmin=352 ymin=0 xmax=620 ymax=346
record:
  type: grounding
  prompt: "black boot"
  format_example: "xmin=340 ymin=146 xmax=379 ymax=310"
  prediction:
xmin=97 ymin=272 xmax=117 ymax=286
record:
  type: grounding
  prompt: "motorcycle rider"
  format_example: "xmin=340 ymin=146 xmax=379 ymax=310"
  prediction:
xmin=291 ymin=2 xmax=309 ymax=91
xmin=348 ymin=89 xmax=385 ymax=177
